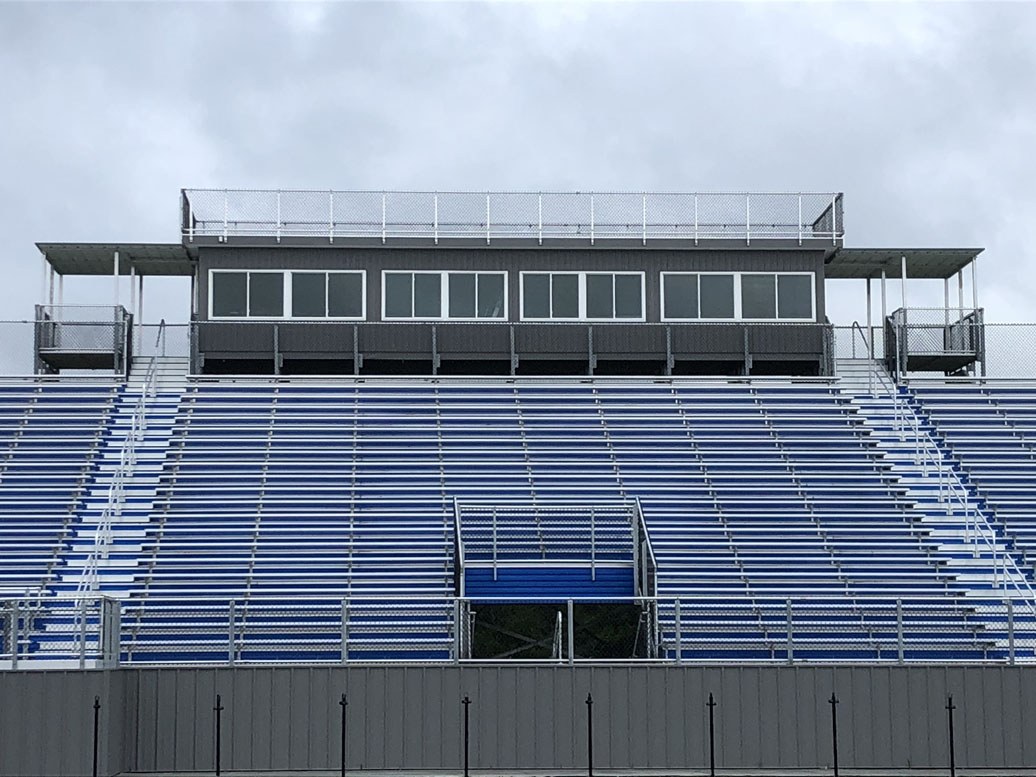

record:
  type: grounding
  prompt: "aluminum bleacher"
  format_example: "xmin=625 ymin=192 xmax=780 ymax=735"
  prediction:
xmin=911 ymin=384 xmax=1036 ymax=566
xmin=0 ymin=383 xmax=116 ymax=597
xmin=3 ymin=376 xmax=1036 ymax=664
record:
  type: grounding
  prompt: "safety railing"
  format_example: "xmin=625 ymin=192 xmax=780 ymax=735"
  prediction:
xmin=455 ymin=500 xmax=637 ymax=583
xmin=2 ymin=596 xmax=121 ymax=669
xmin=3 ymin=594 xmax=1036 ymax=667
xmin=181 ymin=189 xmax=845 ymax=245
xmin=74 ymin=325 xmax=164 ymax=604
xmin=886 ymin=308 xmax=985 ymax=379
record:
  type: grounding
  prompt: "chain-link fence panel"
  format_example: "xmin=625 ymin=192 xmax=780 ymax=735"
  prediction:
xmin=182 ymin=190 xmax=846 ymax=243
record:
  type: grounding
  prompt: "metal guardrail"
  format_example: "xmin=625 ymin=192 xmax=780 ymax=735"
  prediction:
xmin=3 ymin=594 xmax=1034 ymax=668
xmin=181 ymin=189 xmax=845 ymax=245
xmin=455 ymin=501 xmax=637 ymax=581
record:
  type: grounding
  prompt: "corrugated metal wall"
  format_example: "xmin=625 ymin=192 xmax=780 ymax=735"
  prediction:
xmin=2 ymin=665 xmax=1035 ymax=775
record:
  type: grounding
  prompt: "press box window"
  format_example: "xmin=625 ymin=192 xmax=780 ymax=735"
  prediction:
xmin=291 ymin=272 xmax=364 ymax=319
xmin=211 ymin=271 xmax=283 ymax=318
xmin=777 ymin=275 xmax=813 ymax=319
xmin=521 ymin=272 xmax=644 ymax=320
xmin=661 ymin=272 xmax=813 ymax=321
xmin=383 ymin=271 xmax=506 ymax=320
xmin=211 ymin=272 xmax=248 ymax=317
xmin=699 ymin=275 xmax=735 ymax=319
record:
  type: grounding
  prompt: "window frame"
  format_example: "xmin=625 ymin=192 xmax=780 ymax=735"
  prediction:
xmin=208 ymin=269 xmax=367 ymax=320
xmin=380 ymin=270 xmax=509 ymax=322
xmin=660 ymin=271 xmax=816 ymax=323
xmin=518 ymin=271 xmax=647 ymax=322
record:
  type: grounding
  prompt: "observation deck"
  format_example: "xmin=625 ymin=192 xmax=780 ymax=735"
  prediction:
xmin=180 ymin=189 xmax=845 ymax=249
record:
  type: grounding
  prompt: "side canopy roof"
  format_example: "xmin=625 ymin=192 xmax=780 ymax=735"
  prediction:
xmin=36 ymin=243 xmax=193 ymax=276
xmin=825 ymin=248 xmax=982 ymax=279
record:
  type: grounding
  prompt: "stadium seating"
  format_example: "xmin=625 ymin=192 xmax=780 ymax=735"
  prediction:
xmin=4 ymin=375 xmax=1035 ymax=664
xmin=911 ymin=385 xmax=1036 ymax=564
xmin=0 ymin=383 xmax=117 ymax=596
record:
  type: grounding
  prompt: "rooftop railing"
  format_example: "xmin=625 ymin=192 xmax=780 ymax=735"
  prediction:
xmin=181 ymin=189 xmax=845 ymax=245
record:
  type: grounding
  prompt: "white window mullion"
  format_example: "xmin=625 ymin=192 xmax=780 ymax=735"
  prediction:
xmin=578 ymin=272 xmax=586 ymax=320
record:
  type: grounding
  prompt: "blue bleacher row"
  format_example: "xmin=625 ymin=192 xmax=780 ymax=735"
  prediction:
xmin=2 ymin=379 xmax=1036 ymax=663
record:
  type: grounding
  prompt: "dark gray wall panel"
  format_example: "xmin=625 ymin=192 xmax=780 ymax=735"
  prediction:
xmin=4 ymin=664 xmax=1036 ymax=775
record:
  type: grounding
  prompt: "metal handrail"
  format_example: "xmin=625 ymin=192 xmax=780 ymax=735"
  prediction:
xmin=75 ymin=330 xmax=163 ymax=601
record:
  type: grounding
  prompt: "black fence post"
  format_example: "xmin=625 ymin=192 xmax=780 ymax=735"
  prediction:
xmin=339 ymin=693 xmax=348 ymax=777
xmin=92 ymin=696 xmax=100 ymax=777
xmin=829 ymin=693 xmax=839 ymax=777
xmin=946 ymin=695 xmax=957 ymax=777
xmin=213 ymin=693 xmax=224 ymax=777
xmin=462 ymin=695 xmax=471 ymax=777
xmin=706 ymin=692 xmax=716 ymax=777
xmin=586 ymin=693 xmax=594 ymax=777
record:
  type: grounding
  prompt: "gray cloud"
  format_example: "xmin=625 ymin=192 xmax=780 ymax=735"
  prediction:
xmin=1 ymin=1 xmax=1033 ymax=329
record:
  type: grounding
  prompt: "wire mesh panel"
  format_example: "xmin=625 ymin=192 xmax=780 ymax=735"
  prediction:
xmin=384 ymin=191 xmax=436 ymax=237
xmin=659 ymin=596 xmax=1036 ymax=663
xmin=456 ymin=501 xmax=637 ymax=562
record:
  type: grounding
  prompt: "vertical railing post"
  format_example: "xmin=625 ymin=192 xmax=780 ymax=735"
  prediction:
xmin=434 ymin=193 xmax=439 ymax=245
xmin=7 ymin=601 xmax=18 ymax=669
xmin=829 ymin=693 xmax=840 ymax=777
xmin=453 ymin=599 xmax=462 ymax=663
xmin=92 ymin=695 xmax=101 ymax=777
xmin=79 ymin=597 xmax=88 ymax=669
xmin=329 ymin=190 xmax=335 ymax=243
xmin=590 ymin=506 xmax=596 ymax=581
xmin=832 ymin=193 xmax=838 ymax=245
xmin=693 ymin=195 xmax=699 ymax=245
xmin=674 ymin=599 xmax=682 ymax=664
xmin=786 ymin=599 xmax=794 ymax=663
xmin=486 ymin=193 xmax=491 ymax=245
xmin=275 ymin=190 xmax=281 ymax=243
xmin=745 ymin=193 xmax=751 ymax=246
xmin=1007 ymin=599 xmax=1015 ymax=665
xmin=227 ymin=600 xmax=236 ymax=666
xmin=567 ymin=599 xmax=575 ymax=665
xmin=538 ymin=193 xmax=543 ymax=245
xmin=381 ymin=193 xmax=387 ymax=244
xmin=214 ymin=693 xmax=224 ymax=777
xmin=222 ymin=189 xmax=228 ymax=242
xmin=589 ymin=193 xmax=595 ymax=246
xmin=339 ymin=693 xmax=348 ymax=777
xmin=341 ymin=598 xmax=349 ymax=663
xmin=798 ymin=193 xmax=803 ymax=246
xmin=642 ymin=194 xmax=647 ymax=246
xmin=707 ymin=692 xmax=717 ymax=777
xmin=462 ymin=695 xmax=471 ymax=777
xmin=946 ymin=695 xmax=957 ymax=777
xmin=896 ymin=599 xmax=904 ymax=664
xmin=585 ymin=693 xmax=594 ymax=777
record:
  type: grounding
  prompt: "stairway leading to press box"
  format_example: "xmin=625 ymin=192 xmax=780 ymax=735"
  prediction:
xmin=837 ymin=358 xmax=1036 ymax=611
xmin=453 ymin=500 xmax=654 ymax=602
xmin=52 ymin=357 xmax=188 ymax=597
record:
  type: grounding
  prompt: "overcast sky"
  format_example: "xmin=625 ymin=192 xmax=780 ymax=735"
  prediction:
xmin=1 ymin=0 xmax=1034 ymax=344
